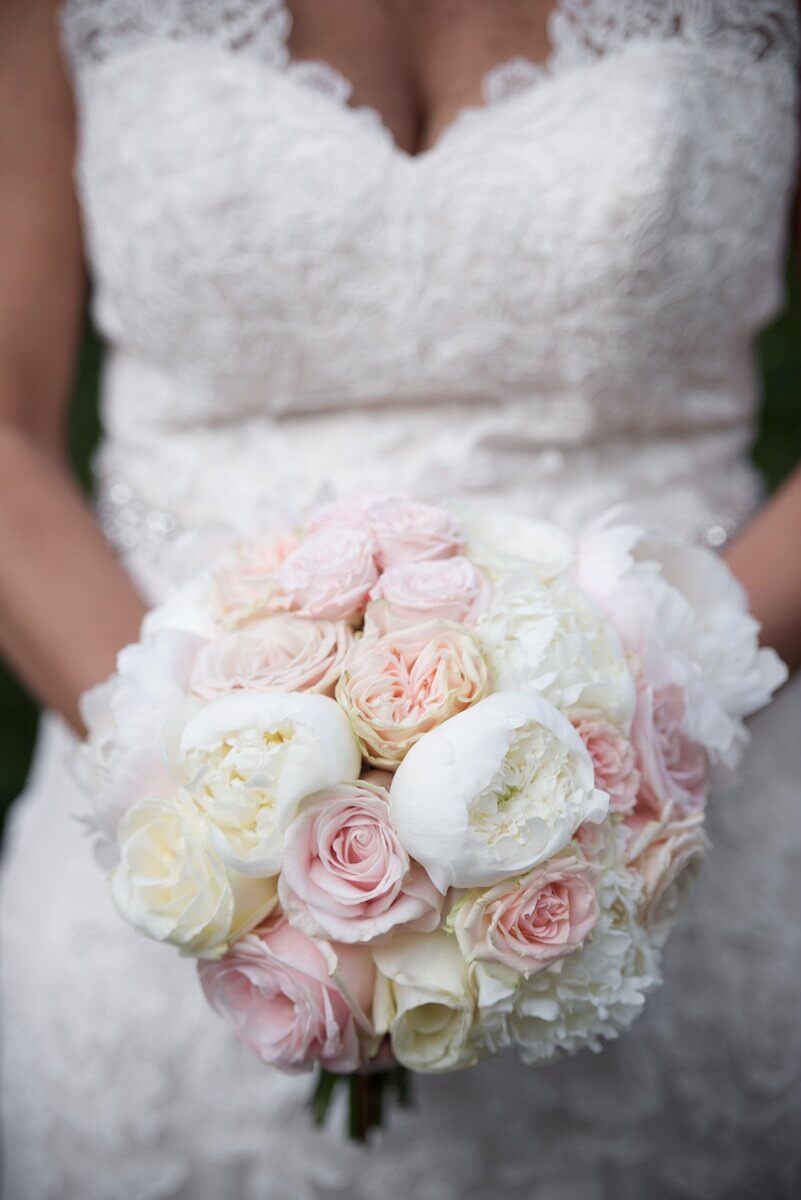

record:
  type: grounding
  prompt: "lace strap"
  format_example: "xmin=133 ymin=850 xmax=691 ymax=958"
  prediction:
xmin=60 ymin=0 xmax=291 ymax=72
xmin=550 ymin=0 xmax=800 ymax=72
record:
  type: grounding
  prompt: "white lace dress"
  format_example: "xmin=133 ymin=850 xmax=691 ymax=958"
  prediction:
xmin=2 ymin=2 xmax=800 ymax=1197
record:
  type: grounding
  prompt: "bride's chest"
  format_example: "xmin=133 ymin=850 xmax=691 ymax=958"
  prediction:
xmin=73 ymin=38 xmax=792 ymax=400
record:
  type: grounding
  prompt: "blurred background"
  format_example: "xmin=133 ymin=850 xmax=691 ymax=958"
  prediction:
xmin=0 ymin=274 xmax=799 ymax=835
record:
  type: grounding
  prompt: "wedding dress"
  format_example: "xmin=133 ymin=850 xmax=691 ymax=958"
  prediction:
xmin=2 ymin=2 xmax=800 ymax=1197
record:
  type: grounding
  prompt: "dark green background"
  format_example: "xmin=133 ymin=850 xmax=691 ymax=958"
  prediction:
xmin=1 ymin=276 xmax=799 ymax=829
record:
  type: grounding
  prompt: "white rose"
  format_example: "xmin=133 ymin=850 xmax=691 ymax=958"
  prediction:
xmin=110 ymin=793 xmax=277 ymax=958
xmin=390 ymin=691 xmax=608 ymax=891
xmin=476 ymin=574 xmax=636 ymax=730
xmin=372 ymin=932 xmax=477 ymax=1072
xmin=175 ymin=691 xmax=361 ymax=876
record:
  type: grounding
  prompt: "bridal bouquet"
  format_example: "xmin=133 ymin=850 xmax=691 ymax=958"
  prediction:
xmin=77 ymin=496 xmax=785 ymax=1139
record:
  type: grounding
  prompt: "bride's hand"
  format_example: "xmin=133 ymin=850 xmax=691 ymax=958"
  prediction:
xmin=0 ymin=1 xmax=145 ymax=733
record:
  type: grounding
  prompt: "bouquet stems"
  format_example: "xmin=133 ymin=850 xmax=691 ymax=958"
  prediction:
xmin=310 ymin=1063 xmax=412 ymax=1143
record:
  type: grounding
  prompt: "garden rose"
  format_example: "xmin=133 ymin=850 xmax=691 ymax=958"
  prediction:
xmin=279 ymin=781 xmax=442 ymax=943
xmin=215 ymin=532 xmax=299 ymax=624
xmin=189 ymin=615 xmax=353 ymax=699
xmin=572 ymin=713 xmax=640 ymax=815
xmin=307 ymin=494 xmax=386 ymax=532
xmin=272 ymin=527 xmax=378 ymax=622
xmin=390 ymin=691 xmax=608 ymax=891
xmin=632 ymin=682 xmax=707 ymax=819
xmin=373 ymin=932 xmax=477 ymax=1072
xmin=366 ymin=499 xmax=463 ymax=568
xmin=198 ymin=916 xmax=373 ymax=1073
xmin=368 ymin=556 xmax=491 ymax=627
xmin=336 ymin=620 xmax=489 ymax=768
xmin=111 ymin=793 xmax=277 ymax=957
xmin=629 ymin=814 xmax=709 ymax=944
xmin=175 ymin=692 xmax=361 ymax=876
xmin=453 ymin=849 xmax=599 ymax=976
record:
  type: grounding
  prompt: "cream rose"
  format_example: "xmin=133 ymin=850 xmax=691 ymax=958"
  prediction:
xmin=174 ymin=691 xmax=361 ymax=876
xmin=368 ymin=556 xmax=491 ymax=627
xmin=110 ymin=793 xmax=277 ymax=957
xmin=189 ymin=615 xmax=353 ymax=699
xmin=336 ymin=619 xmax=489 ymax=768
xmin=279 ymin=782 xmax=442 ymax=943
xmin=453 ymin=849 xmax=599 ymax=976
xmin=272 ymin=527 xmax=378 ymax=622
xmin=390 ymin=691 xmax=608 ymax=891
xmin=372 ymin=932 xmax=477 ymax=1072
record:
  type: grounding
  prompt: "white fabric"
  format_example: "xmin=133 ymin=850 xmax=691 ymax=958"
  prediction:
xmin=2 ymin=1 xmax=800 ymax=1196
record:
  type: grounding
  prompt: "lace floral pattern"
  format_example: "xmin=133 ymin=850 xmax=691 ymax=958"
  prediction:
xmin=2 ymin=1 xmax=800 ymax=1197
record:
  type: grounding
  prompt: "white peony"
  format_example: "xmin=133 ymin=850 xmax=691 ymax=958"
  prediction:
xmin=372 ymin=931 xmax=477 ymax=1072
xmin=476 ymin=573 xmax=636 ymax=730
xmin=174 ymin=691 xmax=361 ymax=877
xmin=456 ymin=507 xmax=575 ymax=581
xmin=111 ymin=793 xmax=277 ymax=958
xmin=575 ymin=511 xmax=787 ymax=768
xmin=389 ymin=691 xmax=608 ymax=891
xmin=75 ymin=629 xmax=203 ymax=869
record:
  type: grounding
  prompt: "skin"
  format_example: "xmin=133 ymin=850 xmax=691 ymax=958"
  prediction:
xmin=0 ymin=0 xmax=799 ymax=735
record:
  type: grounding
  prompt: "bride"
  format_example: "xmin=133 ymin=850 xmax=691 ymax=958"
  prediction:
xmin=1 ymin=2 xmax=800 ymax=1197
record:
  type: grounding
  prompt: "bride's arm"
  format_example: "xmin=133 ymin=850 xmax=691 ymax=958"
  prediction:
xmin=725 ymin=464 xmax=801 ymax=674
xmin=0 ymin=1 xmax=145 ymax=732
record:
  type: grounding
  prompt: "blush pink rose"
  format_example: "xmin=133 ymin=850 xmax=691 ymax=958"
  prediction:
xmin=272 ymin=527 xmax=379 ymax=623
xmin=571 ymin=713 xmax=640 ymax=815
xmin=189 ymin=615 xmax=353 ymax=699
xmin=628 ymin=813 xmax=709 ymax=945
xmin=335 ymin=619 xmax=489 ymax=767
xmin=279 ymin=781 xmax=442 ymax=943
xmin=366 ymin=499 xmax=464 ymax=569
xmin=368 ymin=556 xmax=491 ymax=627
xmin=215 ymin=533 xmax=299 ymax=624
xmin=453 ymin=850 xmax=599 ymax=976
xmin=198 ymin=916 xmax=372 ymax=1073
xmin=307 ymin=494 xmax=387 ymax=533
xmin=632 ymin=681 xmax=708 ymax=819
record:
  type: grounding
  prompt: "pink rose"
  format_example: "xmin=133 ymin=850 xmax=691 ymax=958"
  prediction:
xmin=307 ymin=494 xmax=387 ymax=533
xmin=215 ymin=533 xmax=299 ymax=624
xmin=632 ymin=681 xmax=708 ymax=819
xmin=571 ymin=714 xmax=640 ymax=815
xmin=453 ymin=850 xmax=599 ymax=976
xmin=272 ymin=527 xmax=379 ymax=623
xmin=198 ymin=916 xmax=373 ymax=1073
xmin=189 ymin=615 xmax=353 ymax=699
xmin=628 ymin=814 xmax=709 ymax=944
xmin=368 ymin=556 xmax=491 ymax=627
xmin=336 ymin=619 xmax=489 ymax=768
xmin=366 ymin=499 xmax=464 ymax=569
xmin=279 ymin=782 xmax=442 ymax=943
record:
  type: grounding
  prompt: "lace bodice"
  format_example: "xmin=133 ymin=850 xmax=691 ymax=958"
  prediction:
xmin=58 ymin=0 xmax=799 ymax=595
xmin=1 ymin=6 xmax=799 ymax=1200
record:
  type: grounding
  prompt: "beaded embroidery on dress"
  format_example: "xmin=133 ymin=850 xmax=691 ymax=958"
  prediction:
xmin=2 ymin=2 xmax=800 ymax=1197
